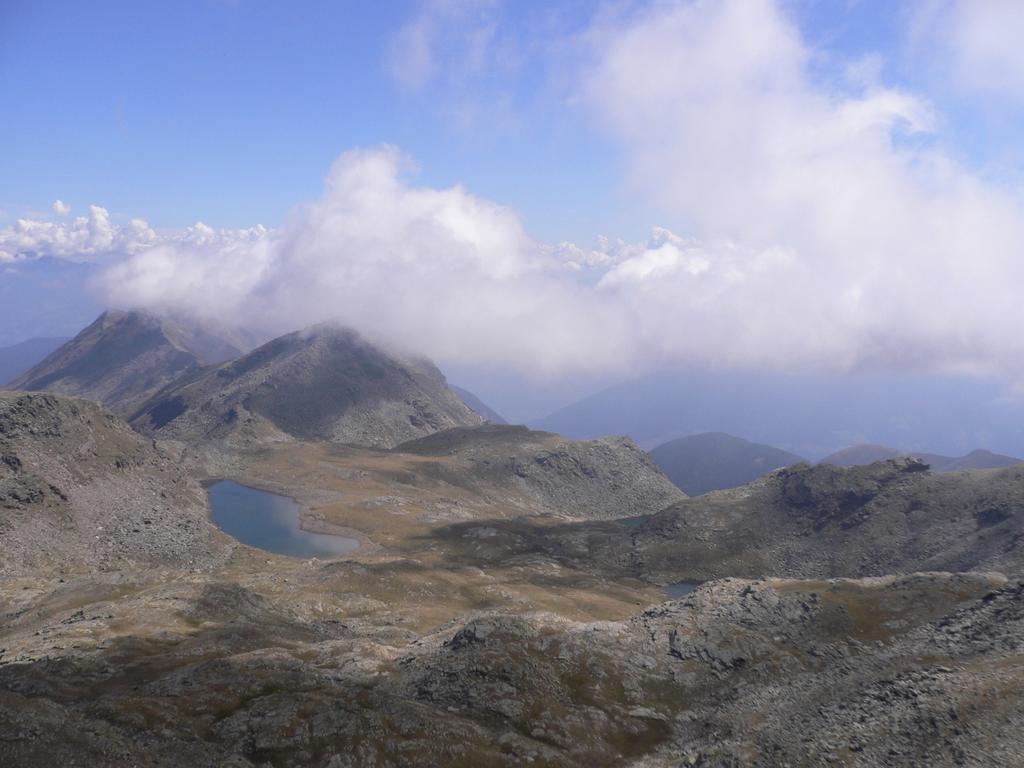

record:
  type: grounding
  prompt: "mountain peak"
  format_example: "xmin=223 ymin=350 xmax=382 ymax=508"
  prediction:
xmin=131 ymin=322 xmax=483 ymax=448
xmin=9 ymin=309 xmax=251 ymax=414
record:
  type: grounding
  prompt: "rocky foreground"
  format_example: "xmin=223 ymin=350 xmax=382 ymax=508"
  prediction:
xmin=2 ymin=390 xmax=1024 ymax=766
xmin=2 ymin=571 xmax=1020 ymax=767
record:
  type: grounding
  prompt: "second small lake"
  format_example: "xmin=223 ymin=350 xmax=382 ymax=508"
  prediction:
xmin=207 ymin=480 xmax=359 ymax=558
xmin=663 ymin=581 xmax=702 ymax=599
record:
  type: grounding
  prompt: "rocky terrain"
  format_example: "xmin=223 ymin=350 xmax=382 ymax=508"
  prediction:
xmin=593 ymin=458 xmax=1024 ymax=583
xmin=649 ymin=432 xmax=804 ymax=495
xmin=0 ymin=391 xmax=231 ymax=575
xmin=131 ymin=324 xmax=483 ymax=449
xmin=394 ymin=424 xmax=685 ymax=520
xmin=11 ymin=310 xmax=250 ymax=414
xmin=2 ymin=335 xmax=1024 ymax=765
xmin=1 ymin=566 xmax=1019 ymax=767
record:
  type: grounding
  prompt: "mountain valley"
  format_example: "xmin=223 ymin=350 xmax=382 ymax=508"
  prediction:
xmin=13 ymin=5 xmax=1024 ymax=765
xmin=1 ymin=312 xmax=1023 ymax=767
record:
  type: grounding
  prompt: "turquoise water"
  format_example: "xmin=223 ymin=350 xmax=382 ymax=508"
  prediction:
xmin=207 ymin=480 xmax=359 ymax=558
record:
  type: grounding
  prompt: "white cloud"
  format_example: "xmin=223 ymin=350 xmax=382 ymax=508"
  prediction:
xmin=598 ymin=231 xmax=711 ymax=288
xmin=383 ymin=0 xmax=535 ymax=137
xmin=575 ymin=0 xmax=1024 ymax=375
xmin=16 ymin=0 xmax=1024 ymax=382
xmin=48 ymin=107 xmax=1024 ymax=381
xmin=385 ymin=9 xmax=437 ymax=90
xmin=0 ymin=204 xmax=266 ymax=267
xmin=0 ymin=205 xmax=141 ymax=263
xmin=914 ymin=0 xmax=1024 ymax=103
xmin=385 ymin=0 xmax=503 ymax=91
xmin=52 ymin=199 xmax=71 ymax=216
xmin=97 ymin=147 xmax=628 ymax=374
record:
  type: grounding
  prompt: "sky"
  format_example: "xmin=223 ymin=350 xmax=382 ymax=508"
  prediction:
xmin=4 ymin=0 xmax=1024 ymax=420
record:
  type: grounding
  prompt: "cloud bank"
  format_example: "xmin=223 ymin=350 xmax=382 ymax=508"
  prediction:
xmin=1 ymin=205 xmax=149 ymax=263
xmin=577 ymin=0 xmax=1024 ymax=376
xmin=0 ymin=204 xmax=266 ymax=266
xmin=10 ymin=0 xmax=1024 ymax=381
xmin=97 ymin=147 xmax=626 ymax=374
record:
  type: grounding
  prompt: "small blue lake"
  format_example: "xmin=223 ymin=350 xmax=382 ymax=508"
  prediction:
xmin=207 ymin=480 xmax=359 ymax=558
xmin=663 ymin=581 xmax=702 ymax=599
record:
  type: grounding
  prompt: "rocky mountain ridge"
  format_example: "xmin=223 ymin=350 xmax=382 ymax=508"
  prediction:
xmin=603 ymin=457 xmax=1024 ymax=582
xmin=131 ymin=323 xmax=484 ymax=449
xmin=0 ymin=391 xmax=230 ymax=574
xmin=395 ymin=424 xmax=686 ymax=520
xmin=10 ymin=310 xmax=250 ymax=415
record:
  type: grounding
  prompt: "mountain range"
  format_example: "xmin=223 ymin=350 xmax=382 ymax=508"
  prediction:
xmin=532 ymin=366 xmax=1024 ymax=458
xmin=3 ymin=310 xmax=1024 ymax=767
xmin=9 ymin=312 xmax=1021 ymax=489
xmin=821 ymin=443 xmax=1023 ymax=471
xmin=6 ymin=311 xmax=490 ymax=450
xmin=645 ymin=433 xmax=1021 ymax=496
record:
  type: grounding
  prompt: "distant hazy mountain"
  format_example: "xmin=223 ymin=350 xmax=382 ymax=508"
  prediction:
xmin=938 ymin=449 xmax=1023 ymax=471
xmin=450 ymin=385 xmax=507 ymax=424
xmin=819 ymin=444 xmax=901 ymax=467
xmin=821 ymin=444 xmax=1022 ymax=472
xmin=0 ymin=336 xmax=69 ymax=385
xmin=0 ymin=256 xmax=101 ymax=348
xmin=10 ymin=310 xmax=251 ymax=414
xmin=531 ymin=367 xmax=1024 ymax=458
xmin=649 ymin=432 xmax=805 ymax=495
xmin=132 ymin=323 xmax=483 ymax=448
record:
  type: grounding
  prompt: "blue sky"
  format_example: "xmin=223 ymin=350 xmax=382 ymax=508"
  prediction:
xmin=2 ymin=1 xmax=1021 ymax=239
xmin=4 ymin=0 xmax=1024 ymax=404
xmin=0 ymin=0 xmax=634 ymax=243
xmin=9 ymin=0 xmax=1012 ymax=243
